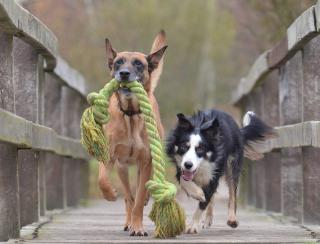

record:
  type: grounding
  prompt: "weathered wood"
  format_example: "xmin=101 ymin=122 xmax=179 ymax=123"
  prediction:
xmin=252 ymin=87 xmax=266 ymax=210
xmin=45 ymin=153 xmax=65 ymax=210
xmin=279 ymin=51 xmax=303 ymax=222
xmin=0 ymin=143 xmax=19 ymax=241
xmin=302 ymin=147 xmax=320 ymax=224
xmin=0 ymin=31 xmax=20 ymax=242
xmin=261 ymin=70 xmax=281 ymax=213
xmin=302 ymin=35 xmax=320 ymax=225
xmin=267 ymin=36 xmax=288 ymax=68
xmin=61 ymin=86 xmax=82 ymax=139
xmin=65 ymin=158 xmax=81 ymax=207
xmin=0 ymin=0 xmax=58 ymax=70
xmin=0 ymin=31 xmax=14 ymax=112
xmin=17 ymin=197 xmax=317 ymax=243
xmin=13 ymin=38 xmax=40 ymax=227
xmin=18 ymin=150 xmax=40 ymax=227
xmin=287 ymin=6 xmax=317 ymax=51
xmin=0 ymin=108 xmax=89 ymax=159
xmin=264 ymin=153 xmax=281 ymax=212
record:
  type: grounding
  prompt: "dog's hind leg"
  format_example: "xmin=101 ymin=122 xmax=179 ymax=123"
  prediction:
xmin=116 ymin=163 xmax=134 ymax=231
xmin=98 ymin=161 xmax=117 ymax=201
xmin=226 ymin=155 xmax=241 ymax=228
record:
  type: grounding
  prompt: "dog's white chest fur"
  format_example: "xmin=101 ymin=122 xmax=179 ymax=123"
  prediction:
xmin=193 ymin=160 xmax=214 ymax=187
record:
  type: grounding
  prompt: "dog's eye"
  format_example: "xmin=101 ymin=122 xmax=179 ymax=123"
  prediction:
xmin=195 ymin=145 xmax=206 ymax=156
xmin=179 ymin=143 xmax=189 ymax=153
xmin=115 ymin=59 xmax=124 ymax=65
xmin=133 ymin=59 xmax=143 ymax=67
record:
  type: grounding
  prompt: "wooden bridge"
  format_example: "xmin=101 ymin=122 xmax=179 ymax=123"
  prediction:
xmin=0 ymin=0 xmax=320 ymax=243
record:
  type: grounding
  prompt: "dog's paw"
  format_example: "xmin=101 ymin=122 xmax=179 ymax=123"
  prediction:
xmin=129 ymin=228 xmax=148 ymax=236
xmin=102 ymin=188 xmax=118 ymax=201
xmin=227 ymin=219 xmax=239 ymax=228
xmin=192 ymin=189 xmax=206 ymax=202
xmin=202 ymin=215 xmax=213 ymax=229
xmin=123 ymin=225 xmax=130 ymax=231
xmin=186 ymin=223 xmax=200 ymax=234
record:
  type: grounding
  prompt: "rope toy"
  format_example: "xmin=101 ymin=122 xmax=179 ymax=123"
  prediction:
xmin=80 ymin=78 xmax=185 ymax=238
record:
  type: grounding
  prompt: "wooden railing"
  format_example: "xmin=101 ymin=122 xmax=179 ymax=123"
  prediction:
xmin=233 ymin=1 xmax=320 ymax=225
xmin=0 ymin=1 xmax=98 ymax=241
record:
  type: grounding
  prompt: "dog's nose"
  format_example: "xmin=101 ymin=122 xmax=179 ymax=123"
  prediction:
xmin=184 ymin=161 xmax=193 ymax=170
xmin=119 ymin=70 xmax=130 ymax=80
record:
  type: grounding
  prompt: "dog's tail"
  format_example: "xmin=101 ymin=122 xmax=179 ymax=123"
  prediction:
xmin=150 ymin=30 xmax=166 ymax=92
xmin=240 ymin=111 xmax=277 ymax=160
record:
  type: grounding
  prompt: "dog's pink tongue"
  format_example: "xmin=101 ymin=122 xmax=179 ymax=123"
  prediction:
xmin=182 ymin=170 xmax=194 ymax=181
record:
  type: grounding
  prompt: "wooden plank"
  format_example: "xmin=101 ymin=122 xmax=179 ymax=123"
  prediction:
xmin=0 ymin=0 xmax=57 ymax=70
xmin=45 ymin=153 xmax=65 ymax=210
xmin=279 ymin=51 xmax=303 ymax=222
xmin=252 ymin=88 xmax=265 ymax=210
xmin=260 ymin=70 xmax=281 ymax=212
xmin=0 ymin=30 xmax=14 ymax=112
xmin=17 ymin=197 xmax=317 ymax=243
xmin=65 ymin=158 xmax=81 ymax=207
xmin=302 ymin=34 xmax=320 ymax=225
xmin=18 ymin=150 xmax=40 ymax=227
xmin=0 ymin=31 xmax=20 ymax=242
xmin=287 ymin=6 xmax=317 ymax=50
xmin=0 ymin=143 xmax=19 ymax=241
xmin=61 ymin=86 xmax=82 ymax=139
xmin=13 ymin=37 xmax=40 ymax=227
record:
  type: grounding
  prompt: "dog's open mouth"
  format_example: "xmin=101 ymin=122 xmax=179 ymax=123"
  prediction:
xmin=182 ymin=169 xmax=196 ymax=181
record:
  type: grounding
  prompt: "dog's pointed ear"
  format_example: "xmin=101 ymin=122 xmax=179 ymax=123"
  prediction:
xmin=147 ymin=45 xmax=168 ymax=72
xmin=177 ymin=113 xmax=193 ymax=130
xmin=105 ymin=38 xmax=117 ymax=70
xmin=201 ymin=119 xmax=219 ymax=135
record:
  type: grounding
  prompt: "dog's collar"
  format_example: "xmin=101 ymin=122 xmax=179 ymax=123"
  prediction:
xmin=119 ymin=106 xmax=141 ymax=116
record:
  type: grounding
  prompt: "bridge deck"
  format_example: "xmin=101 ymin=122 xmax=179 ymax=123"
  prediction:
xmin=11 ymin=193 xmax=318 ymax=244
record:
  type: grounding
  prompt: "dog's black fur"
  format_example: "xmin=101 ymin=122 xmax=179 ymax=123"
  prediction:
xmin=166 ymin=109 xmax=275 ymax=230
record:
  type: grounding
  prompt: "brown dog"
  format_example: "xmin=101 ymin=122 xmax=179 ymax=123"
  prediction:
xmin=98 ymin=31 xmax=167 ymax=236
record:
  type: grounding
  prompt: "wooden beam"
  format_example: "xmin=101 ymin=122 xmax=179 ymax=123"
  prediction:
xmin=232 ymin=4 xmax=319 ymax=105
xmin=253 ymin=121 xmax=320 ymax=153
xmin=0 ymin=108 xmax=89 ymax=160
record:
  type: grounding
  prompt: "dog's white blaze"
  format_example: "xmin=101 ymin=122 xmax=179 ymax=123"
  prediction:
xmin=182 ymin=134 xmax=202 ymax=170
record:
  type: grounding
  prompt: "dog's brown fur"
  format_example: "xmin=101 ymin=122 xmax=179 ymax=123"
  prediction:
xmin=98 ymin=31 xmax=167 ymax=236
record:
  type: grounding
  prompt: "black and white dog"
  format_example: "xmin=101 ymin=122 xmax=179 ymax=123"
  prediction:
xmin=166 ymin=110 xmax=276 ymax=234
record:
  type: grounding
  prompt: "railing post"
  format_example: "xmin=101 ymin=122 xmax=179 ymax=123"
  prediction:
xmin=61 ymin=86 xmax=82 ymax=207
xmin=251 ymin=88 xmax=265 ymax=209
xmin=261 ymin=70 xmax=281 ymax=213
xmin=279 ymin=51 xmax=303 ymax=222
xmin=0 ymin=31 xmax=19 ymax=241
xmin=43 ymin=73 xmax=65 ymax=210
xmin=13 ymin=38 xmax=40 ymax=227
xmin=302 ymin=36 xmax=320 ymax=224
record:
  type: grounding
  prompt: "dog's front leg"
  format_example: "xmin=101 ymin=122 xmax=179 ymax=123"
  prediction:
xmin=129 ymin=159 xmax=151 ymax=236
xmin=98 ymin=161 xmax=117 ymax=201
xmin=180 ymin=177 xmax=206 ymax=202
xmin=116 ymin=163 xmax=134 ymax=231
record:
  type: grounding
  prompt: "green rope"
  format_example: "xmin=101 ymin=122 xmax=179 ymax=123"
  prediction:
xmin=80 ymin=79 xmax=185 ymax=238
